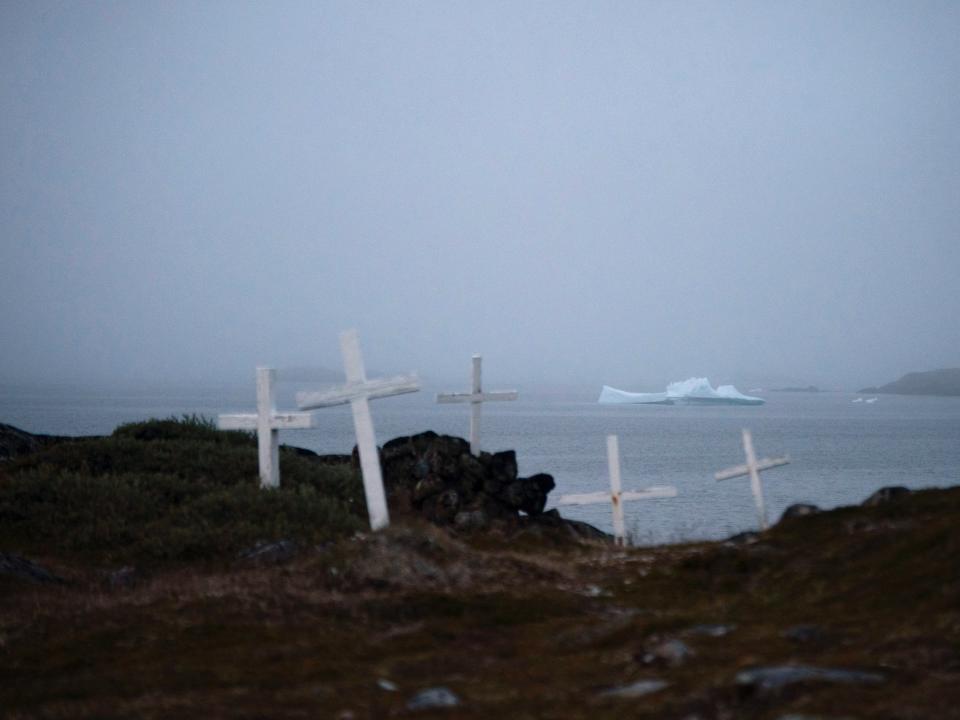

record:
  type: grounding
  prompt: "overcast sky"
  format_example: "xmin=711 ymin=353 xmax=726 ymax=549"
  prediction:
xmin=2 ymin=1 xmax=958 ymax=391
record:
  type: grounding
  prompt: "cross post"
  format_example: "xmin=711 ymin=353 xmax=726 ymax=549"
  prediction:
xmin=714 ymin=428 xmax=790 ymax=531
xmin=217 ymin=367 xmax=314 ymax=488
xmin=297 ymin=329 xmax=420 ymax=531
xmin=436 ymin=354 xmax=518 ymax=454
xmin=556 ymin=434 xmax=678 ymax=546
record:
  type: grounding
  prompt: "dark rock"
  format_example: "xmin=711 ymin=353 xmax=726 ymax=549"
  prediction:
xmin=640 ymin=638 xmax=694 ymax=667
xmin=725 ymin=531 xmax=761 ymax=545
xmin=377 ymin=431 xmax=562 ymax=531
xmin=406 ymin=686 xmax=460 ymax=710
xmin=780 ymin=503 xmax=821 ymax=521
xmin=453 ymin=509 xmax=489 ymax=531
xmin=0 ymin=422 xmax=75 ymax=461
xmin=0 ymin=552 xmax=65 ymax=584
xmin=490 ymin=450 xmax=518 ymax=482
xmin=521 ymin=508 xmax=610 ymax=542
xmin=862 ymin=486 xmax=911 ymax=507
xmin=107 ymin=566 xmax=137 ymax=589
xmin=782 ymin=624 xmax=826 ymax=643
xmin=735 ymin=665 xmax=883 ymax=695
xmin=685 ymin=623 xmax=735 ymax=638
xmin=238 ymin=540 xmax=297 ymax=564
xmin=436 ymin=489 xmax=461 ymax=521
xmin=598 ymin=679 xmax=668 ymax=699
xmin=413 ymin=475 xmax=445 ymax=502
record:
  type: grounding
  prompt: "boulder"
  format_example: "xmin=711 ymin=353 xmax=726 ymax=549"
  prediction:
xmin=406 ymin=686 xmax=461 ymax=710
xmin=735 ymin=665 xmax=883 ymax=695
xmin=724 ymin=531 xmax=760 ymax=546
xmin=640 ymin=638 xmax=694 ymax=667
xmin=519 ymin=508 xmax=610 ymax=541
xmin=862 ymin=486 xmax=911 ymax=507
xmin=598 ymin=679 xmax=668 ymax=699
xmin=780 ymin=503 xmax=821 ymax=522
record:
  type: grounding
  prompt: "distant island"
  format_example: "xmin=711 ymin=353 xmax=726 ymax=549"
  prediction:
xmin=770 ymin=385 xmax=821 ymax=393
xmin=859 ymin=368 xmax=960 ymax=397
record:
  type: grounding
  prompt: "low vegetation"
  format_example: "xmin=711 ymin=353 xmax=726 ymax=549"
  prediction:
xmin=0 ymin=416 xmax=365 ymax=564
xmin=1 ymin=419 xmax=958 ymax=718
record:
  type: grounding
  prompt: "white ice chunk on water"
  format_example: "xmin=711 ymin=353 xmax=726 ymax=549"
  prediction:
xmin=598 ymin=385 xmax=674 ymax=404
xmin=599 ymin=377 xmax=764 ymax=406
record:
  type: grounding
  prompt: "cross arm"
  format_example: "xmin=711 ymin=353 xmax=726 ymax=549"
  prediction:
xmin=217 ymin=412 xmax=314 ymax=430
xmin=622 ymin=486 xmax=678 ymax=501
xmin=556 ymin=485 xmax=678 ymax=506
xmin=297 ymin=374 xmax=420 ymax=410
xmin=714 ymin=455 xmax=790 ymax=481
xmin=217 ymin=414 xmax=257 ymax=430
xmin=270 ymin=412 xmax=315 ymax=429
xmin=436 ymin=390 xmax=519 ymax=404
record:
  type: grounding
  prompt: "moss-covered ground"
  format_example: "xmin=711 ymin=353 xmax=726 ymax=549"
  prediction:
xmin=1 ymin=419 xmax=958 ymax=718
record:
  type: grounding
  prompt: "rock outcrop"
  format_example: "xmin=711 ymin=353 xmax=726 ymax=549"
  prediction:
xmin=0 ymin=423 xmax=72 ymax=462
xmin=378 ymin=431 xmax=556 ymax=529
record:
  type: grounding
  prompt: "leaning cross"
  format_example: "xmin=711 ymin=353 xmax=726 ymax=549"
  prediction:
xmin=296 ymin=329 xmax=420 ymax=531
xmin=436 ymin=354 xmax=518 ymax=454
xmin=218 ymin=367 xmax=314 ymax=489
xmin=557 ymin=434 xmax=678 ymax=546
xmin=714 ymin=428 xmax=790 ymax=531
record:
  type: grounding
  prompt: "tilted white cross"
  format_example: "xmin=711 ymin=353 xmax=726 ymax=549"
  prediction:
xmin=217 ymin=367 xmax=314 ymax=489
xmin=436 ymin=354 xmax=518 ymax=455
xmin=714 ymin=428 xmax=790 ymax=531
xmin=296 ymin=329 xmax=420 ymax=531
xmin=557 ymin=435 xmax=678 ymax=546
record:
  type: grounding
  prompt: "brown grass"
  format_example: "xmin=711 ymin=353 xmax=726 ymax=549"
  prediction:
xmin=2 ymin=488 xmax=960 ymax=719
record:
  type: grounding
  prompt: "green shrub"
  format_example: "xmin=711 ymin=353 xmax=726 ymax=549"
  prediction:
xmin=0 ymin=417 xmax=365 ymax=564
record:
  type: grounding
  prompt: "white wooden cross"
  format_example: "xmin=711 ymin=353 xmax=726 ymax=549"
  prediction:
xmin=217 ymin=367 xmax=314 ymax=489
xmin=436 ymin=354 xmax=518 ymax=455
xmin=714 ymin=428 xmax=790 ymax=531
xmin=296 ymin=329 xmax=420 ymax=531
xmin=557 ymin=435 xmax=678 ymax=546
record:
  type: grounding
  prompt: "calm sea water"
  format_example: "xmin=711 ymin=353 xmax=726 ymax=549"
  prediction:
xmin=2 ymin=382 xmax=959 ymax=544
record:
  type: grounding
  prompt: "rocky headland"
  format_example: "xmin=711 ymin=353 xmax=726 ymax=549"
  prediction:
xmin=859 ymin=367 xmax=960 ymax=396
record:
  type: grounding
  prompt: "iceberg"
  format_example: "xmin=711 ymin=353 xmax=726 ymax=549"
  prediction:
xmin=599 ymin=377 xmax=764 ymax=406
xmin=598 ymin=385 xmax=674 ymax=405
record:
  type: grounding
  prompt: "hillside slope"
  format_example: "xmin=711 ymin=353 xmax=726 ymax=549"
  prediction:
xmin=1 ymin=419 xmax=959 ymax=718
xmin=860 ymin=368 xmax=960 ymax=396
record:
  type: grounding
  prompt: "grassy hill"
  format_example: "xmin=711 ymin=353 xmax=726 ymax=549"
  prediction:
xmin=1 ymin=418 xmax=959 ymax=718
xmin=0 ymin=416 xmax=365 ymax=565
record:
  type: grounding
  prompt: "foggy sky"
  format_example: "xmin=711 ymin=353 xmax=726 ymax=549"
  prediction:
xmin=2 ymin=1 xmax=959 ymax=392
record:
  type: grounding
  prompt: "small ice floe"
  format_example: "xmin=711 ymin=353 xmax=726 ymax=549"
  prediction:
xmin=865 ymin=397 xmax=878 ymax=404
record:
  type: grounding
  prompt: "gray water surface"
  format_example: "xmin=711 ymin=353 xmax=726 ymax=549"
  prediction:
xmin=2 ymin=384 xmax=957 ymax=544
